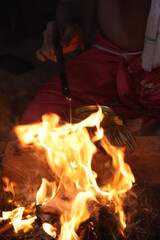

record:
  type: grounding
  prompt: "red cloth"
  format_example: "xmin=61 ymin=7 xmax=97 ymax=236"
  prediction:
xmin=22 ymin=30 xmax=160 ymax=129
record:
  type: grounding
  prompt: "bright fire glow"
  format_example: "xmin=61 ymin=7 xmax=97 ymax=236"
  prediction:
xmin=1 ymin=107 xmax=135 ymax=239
xmin=36 ymin=178 xmax=57 ymax=205
xmin=43 ymin=222 xmax=57 ymax=238
xmin=0 ymin=207 xmax=36 ymax=233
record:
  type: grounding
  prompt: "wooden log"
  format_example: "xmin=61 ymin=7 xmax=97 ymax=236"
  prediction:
xmin=0 ymin=142 xmax=7 ymax=158
xmin=93 ymin=136 xmax=160 ymax=185
xmin=2 ymin=141 xmax=55 ymax=203
xmin=0 ymin=142 xmax=7 ymax=212
xmin=2 ymin=136 xmax=160 ymax=204
xmin=125 ymin=136 xmax=160 ymax=185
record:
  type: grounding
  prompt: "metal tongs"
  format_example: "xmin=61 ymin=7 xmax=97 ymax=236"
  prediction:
xmin=54 ymin=30 xmax=71 ymax=101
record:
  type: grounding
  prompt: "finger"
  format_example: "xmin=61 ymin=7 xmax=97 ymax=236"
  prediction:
xmin=36 ymin=49 xmax=57 ymax=62
xmin=63 ymin=34 xmax=81 ymax=54
xmin=61 ymin=24 xmax=75 ymax=46
xmin=43 ymin=21 xmax=61 ymax=50
xmin=36 ymin=49 xmax=47 ymax=62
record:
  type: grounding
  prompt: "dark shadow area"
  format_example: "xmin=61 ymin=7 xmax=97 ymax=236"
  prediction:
xmin=0 ymin=0 xmax=59 ymax=42
xmin=0 ymin=54 xmax=34 ymax=74
xmin=0 ymin=0 xmax=60 ymax=140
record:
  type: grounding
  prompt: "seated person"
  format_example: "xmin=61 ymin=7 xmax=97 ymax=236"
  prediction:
xmin=21 ymin=0 xmax=160 ymax=135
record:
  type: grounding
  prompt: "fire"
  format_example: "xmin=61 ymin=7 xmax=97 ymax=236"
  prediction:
xmin=36 ymin=178 xmax=57 ymax=205
xmin=1 ymin=107 xmax=135 ymax=239
xmin=0 ymin=207 xmax=36 ymax=233
xmin=43 ymin=222 xmax=57 ymax=238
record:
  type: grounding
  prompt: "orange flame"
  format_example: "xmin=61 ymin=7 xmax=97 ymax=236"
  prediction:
xmin=0 ymin=207 xmax=36 ymax=233
xmin=42 ymin=222 xmax=57 ymax=238
xmin=2 ymin=177 xmax=15 ymax=202
xmin=36 ymin=178 xmax=57 ymax=205
xmin=2 ymin=106 xmax=135 ymax=238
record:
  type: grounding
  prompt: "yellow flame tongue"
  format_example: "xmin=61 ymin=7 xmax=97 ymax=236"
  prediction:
xmin=3 ymin=106 xmax=135 ymax=239
xmin=0 ymin=207 xmax=36 ymax=233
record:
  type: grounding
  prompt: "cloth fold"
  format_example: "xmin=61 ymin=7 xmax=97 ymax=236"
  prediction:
xmin=22 ymin=30 xmax=160 ymax=130
xmin=142 ymin=0 xmax=160 ymax=72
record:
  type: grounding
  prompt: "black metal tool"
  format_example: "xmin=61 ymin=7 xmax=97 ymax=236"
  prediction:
xmin=55 ymin=35 xmax=71 ymax=100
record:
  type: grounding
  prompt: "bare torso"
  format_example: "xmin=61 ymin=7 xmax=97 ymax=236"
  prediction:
xmin=97 ymin=0 xmax=151 ymax=51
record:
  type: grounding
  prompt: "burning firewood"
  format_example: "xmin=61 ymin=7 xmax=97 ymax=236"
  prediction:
xmin=0 ymin=109 xmax=160 ymax=239
xmin=2 ymin=141 xmax=55 ymax=204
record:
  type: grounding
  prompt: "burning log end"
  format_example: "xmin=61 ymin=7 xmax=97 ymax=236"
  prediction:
xmin=0 ymin=220 xmax=12 ymax=235
xmin=36 ymin=204 xmax=43 ymax=228
xmin=77 ymin=218 xmax=98 ymax=240
xmin=36 ymin=204 xmax=60 ymax=229
xmin=35 ymin=205 xmax=54 ymax=240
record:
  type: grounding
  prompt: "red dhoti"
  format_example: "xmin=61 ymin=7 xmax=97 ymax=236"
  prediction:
xmin=22 ymin=30 xmax=160 ymax=130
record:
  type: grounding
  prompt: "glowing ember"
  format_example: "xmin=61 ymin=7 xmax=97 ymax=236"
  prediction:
xmin=0 ymin=107 xmax=135 ymax=239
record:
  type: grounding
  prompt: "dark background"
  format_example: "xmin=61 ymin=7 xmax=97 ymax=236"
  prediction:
xmin=0 ymin=0 xmax=60 ymax=140
xmin=0 ymin=0 xmax=97 ymax=141
xmin=0 ymin=0 xmax=59 ymax=40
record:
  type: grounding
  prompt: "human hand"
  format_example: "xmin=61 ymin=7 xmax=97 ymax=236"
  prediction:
xmin=36 ymin=21 xmax=83 ymax=62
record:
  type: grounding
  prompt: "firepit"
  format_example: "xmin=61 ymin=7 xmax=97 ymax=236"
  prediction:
xmin=0 ymin=107 xmax=160 ymax=239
